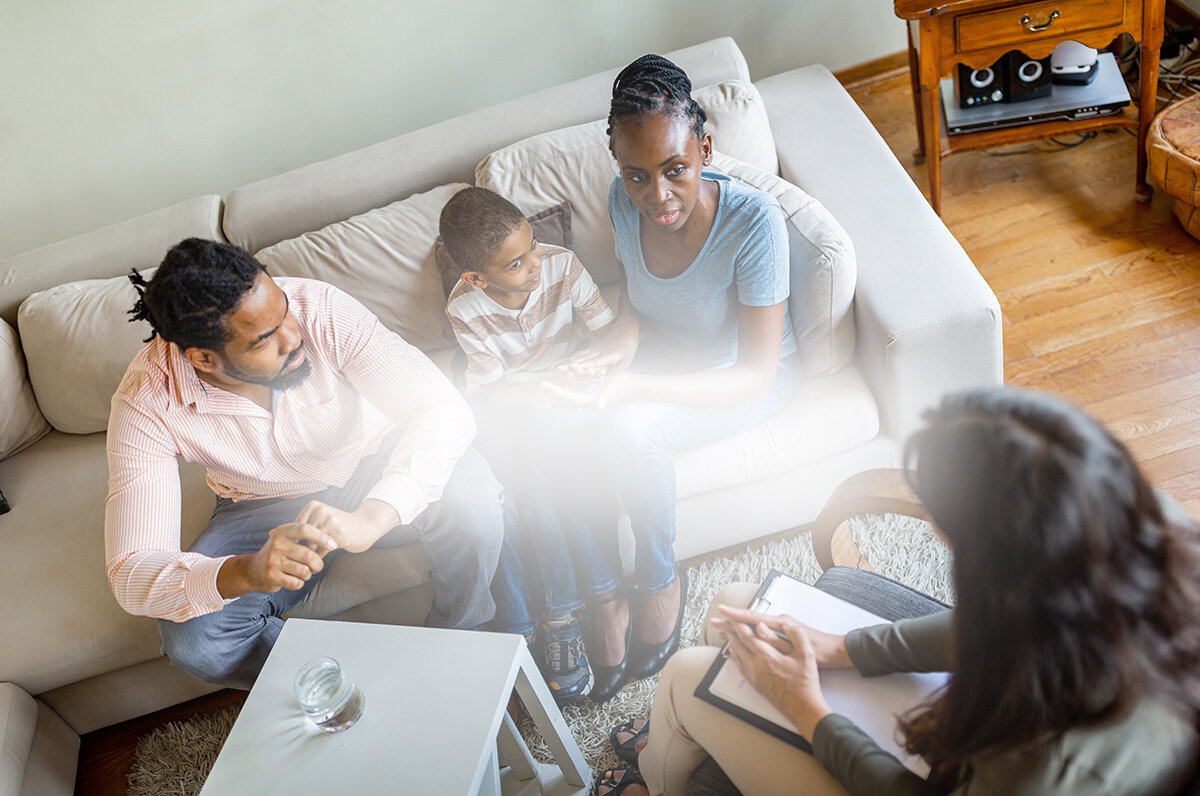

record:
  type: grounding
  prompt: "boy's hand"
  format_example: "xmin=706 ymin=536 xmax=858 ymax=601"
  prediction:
xmin=556 ymin=347 xmax=622 ymax=384
xmin=539 ymin=372 xmax=632 ymax=410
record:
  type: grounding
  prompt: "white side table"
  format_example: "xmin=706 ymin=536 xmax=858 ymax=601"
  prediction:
xmin=201 ymin=619 xmax=590 ymax=795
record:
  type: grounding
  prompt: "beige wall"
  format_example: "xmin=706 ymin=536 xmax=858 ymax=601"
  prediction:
xmin=1 ymin=1 xmax=903 ymax=261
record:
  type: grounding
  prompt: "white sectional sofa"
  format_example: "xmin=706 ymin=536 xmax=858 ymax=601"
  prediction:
xmin=0 ymin=37 xmax=1002 ymax=794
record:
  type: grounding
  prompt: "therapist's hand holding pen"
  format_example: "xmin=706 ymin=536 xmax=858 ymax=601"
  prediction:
xmin=711 ymin=605 xmax=854 ymax=742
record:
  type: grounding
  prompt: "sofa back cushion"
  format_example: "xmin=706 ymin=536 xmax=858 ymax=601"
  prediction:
xmin=222 ymin=38 xmax=752 ymax=254
xmin=0 ymin=319 xmax=51 ymax=458
xmin=256 ymin=183 xmax=470 ymax=353
xmin=710 ymin=152 xmax=857 ymax=377
xmin=0 ymin=196 xmax=222 ymax=329
xmin=18 ymin=273 xmax=155 ymax=435
xmin=476 ymin=80 xmax=778 ymax=286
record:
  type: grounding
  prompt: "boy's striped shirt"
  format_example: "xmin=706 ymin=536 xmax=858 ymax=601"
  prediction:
xmin=446 ymin=245 xmax=614 ymax=392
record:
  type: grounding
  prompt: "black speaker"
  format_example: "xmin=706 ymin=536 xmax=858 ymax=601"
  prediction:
xmin=955 ymin=59 xmax=1005 ymax=108
xmin=1005 ymin=50 xmax=1052 ymax=103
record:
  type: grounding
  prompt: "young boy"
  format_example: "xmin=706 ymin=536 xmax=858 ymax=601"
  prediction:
xmin=439 ymin=187 xmax=616 ymax=704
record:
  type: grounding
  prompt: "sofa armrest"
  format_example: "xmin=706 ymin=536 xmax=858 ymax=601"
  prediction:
xmin=0 ymin=683 xmax=37 ymax=796
xmin=755 ymin=65 xmax=1003 ymax=444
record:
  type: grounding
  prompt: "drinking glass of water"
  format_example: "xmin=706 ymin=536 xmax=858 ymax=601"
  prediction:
xmin=293 ymin=656 xmax=365 ymax=732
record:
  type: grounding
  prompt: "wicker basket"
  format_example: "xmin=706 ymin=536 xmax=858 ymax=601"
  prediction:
xmin=1148 ymin=94 xmax=1200 ymax=239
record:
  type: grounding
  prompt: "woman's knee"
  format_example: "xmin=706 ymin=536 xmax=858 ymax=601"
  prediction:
xmin=603 ymin=403 xmax=671 ymax=464
xmin=700 ymin=583 xmax=760 ymax=646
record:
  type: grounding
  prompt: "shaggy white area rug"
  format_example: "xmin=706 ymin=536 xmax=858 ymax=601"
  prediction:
xmin=125 ymin=515 xmax=952 ymax=795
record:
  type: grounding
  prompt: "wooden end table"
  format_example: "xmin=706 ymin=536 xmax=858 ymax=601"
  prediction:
xmin=896 ymin=0 xmax=1166 ymax=214
xmin=200 ymin=619 xmax=589 ymax=796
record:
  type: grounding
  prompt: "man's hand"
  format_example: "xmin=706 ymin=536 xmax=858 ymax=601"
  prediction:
xmin=294 ymin=498 xmax=400 ymax=554
xmin=217 ymin=522 xmax=338 ymax=598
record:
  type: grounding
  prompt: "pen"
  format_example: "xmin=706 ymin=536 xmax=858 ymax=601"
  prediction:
xmin=719 ymin=623 xmax=794 ymax=656
xmin=718 ymin=596 xmax=794 ymax=656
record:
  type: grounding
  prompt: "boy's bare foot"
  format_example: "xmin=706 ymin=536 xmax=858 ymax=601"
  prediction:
xmin=589 ymin=590 xmax=630 ymax=668
xmin=635 ymin=574 xmax=681 ymax=645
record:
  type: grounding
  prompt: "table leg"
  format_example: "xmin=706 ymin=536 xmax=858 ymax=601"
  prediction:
xmin=497 ymin=711 xmax=539 ymax=782
xmin=1136 ymin=41 xmax=1160 ymax=203
xmin=907 ymin=24 xmax=926 ymax=164
xmin=920 ymin=82 xmax=943 ymax=214
xmin=513 ymin=651 xmax=590 ymax=788
xmin=479 ymin=745 xmax=502 ymax=796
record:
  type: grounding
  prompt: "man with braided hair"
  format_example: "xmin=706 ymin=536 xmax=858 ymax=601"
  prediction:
xmin=106 ymin=237 xmax=503 ymax=689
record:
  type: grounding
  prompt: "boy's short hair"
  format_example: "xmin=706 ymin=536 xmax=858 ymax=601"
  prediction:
xmin=438 ymin=187 xmax=527 ymax=275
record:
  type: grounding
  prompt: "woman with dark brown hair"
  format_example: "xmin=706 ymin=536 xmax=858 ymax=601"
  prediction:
xmin=598 ymin=387 xmax=1200 ymax=795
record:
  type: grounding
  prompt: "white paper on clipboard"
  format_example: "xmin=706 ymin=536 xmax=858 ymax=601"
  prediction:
xmin=706 ymin=574 xmax=950 ymax=777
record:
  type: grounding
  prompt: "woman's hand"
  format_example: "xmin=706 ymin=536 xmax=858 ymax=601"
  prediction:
xmin=713 ymin=610 xmax=837 ymax=742
xmin=557 ymin=311 xmax=640 ymax=386
xmin=555 ymin=345 xmax=629 ymax=386
xmin=717 ymin=605 xmax=853 ymax=669
xmin=538 ymin=371 xmax=634 ymax=411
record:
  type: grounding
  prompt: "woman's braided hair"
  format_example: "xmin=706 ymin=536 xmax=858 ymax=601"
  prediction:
xmin=127 ymin=237 xmax=266 ymax=351
xmin=606 ymin=54 xmax=707 ymax=153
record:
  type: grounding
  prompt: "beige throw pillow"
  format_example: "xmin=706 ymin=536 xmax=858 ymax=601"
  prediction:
xmin=18 ymin=272 xmax=156 ymax=435
xmin=0 ymin=319 xmax=51 ymax=457
xmin=710 ymin=151 xmax=857 ymax=377
xmin=256 ymin=183 xmax=471 ymax=352
xmin=476 ymin=80 xmax=779 ymax=286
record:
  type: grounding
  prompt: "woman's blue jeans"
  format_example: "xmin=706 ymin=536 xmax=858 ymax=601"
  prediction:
xmin=470 ymin=397 xmax=615 ymax=636
xmin=577 ymin=354 xmax=802 ymax=597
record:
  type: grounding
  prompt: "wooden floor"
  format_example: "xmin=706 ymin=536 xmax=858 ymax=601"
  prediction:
xmin=74 ymin=64 xmax=1200 ymax=796
xmin=851 ymin=70 xmax=1200 ymax=518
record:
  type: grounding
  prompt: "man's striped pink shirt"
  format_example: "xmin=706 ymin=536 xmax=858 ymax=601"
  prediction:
xmin=105 ymin=278 xmax=473 ymax=622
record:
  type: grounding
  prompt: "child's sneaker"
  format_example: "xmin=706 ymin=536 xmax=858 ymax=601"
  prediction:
xmin=537 ymin=616 xmax=593 ymax=705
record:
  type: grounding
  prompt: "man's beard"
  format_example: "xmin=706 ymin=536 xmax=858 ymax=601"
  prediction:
xmin=266 ymin=356 xmax=313 ymax=390
xmin=224 ymin=347 xmax=313 ymax=391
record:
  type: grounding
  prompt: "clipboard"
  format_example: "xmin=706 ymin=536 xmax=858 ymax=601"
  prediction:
xmin=694 ymin=570 xmax=813 ymax=750
xmin=693 ymin=569 xmax=949 ymax=776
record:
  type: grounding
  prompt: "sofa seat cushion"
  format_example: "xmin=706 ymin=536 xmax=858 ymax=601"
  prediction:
xmin=476 ymin=80 xmax=779 ymax=286
xmin=0 ymin=428 xmax=432 ymax=696
xmin=0 ymin=433 xmax=215 ymax=694
xmin=675 ymin=365 xmax=880 ymax=500
xmin=18 ymin=272 xmax=156 ymax=435
xmin=0 ymin=319 xmax=50 ymax=459
xmin=256 ymin=182 xmax=470 ymax=352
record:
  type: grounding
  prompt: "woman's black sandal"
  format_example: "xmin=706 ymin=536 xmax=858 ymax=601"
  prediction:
xmin=609 ymin=718 xmax=649 ymax=767
xmin=627 ymin=568 xmax=688 ymax=682
xmin=593 ymin=767 xmax=645 ymax=796
xmin=588 ymin=589 xmax=632 ymax=703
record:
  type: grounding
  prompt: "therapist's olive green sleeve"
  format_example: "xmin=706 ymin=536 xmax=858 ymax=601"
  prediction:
xmin=811 ymin=609 xmax=1196 ymax=795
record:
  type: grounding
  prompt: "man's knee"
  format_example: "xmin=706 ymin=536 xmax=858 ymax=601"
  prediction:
xmin=159 ymin=616 xmax=243 ymax=686
xmin=157 ymin=600 xmax=280 ymax=689
xmin=431 ymin=448 xmax=504 ymax=546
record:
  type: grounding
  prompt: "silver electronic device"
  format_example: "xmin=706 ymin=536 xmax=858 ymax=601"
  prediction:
xmin=941 ymin=51 xmax=1129 ymax=135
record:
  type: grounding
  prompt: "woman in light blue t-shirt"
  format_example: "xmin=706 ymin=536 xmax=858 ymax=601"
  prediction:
xmin=546 ymin=54 xmax=801 ymax=712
